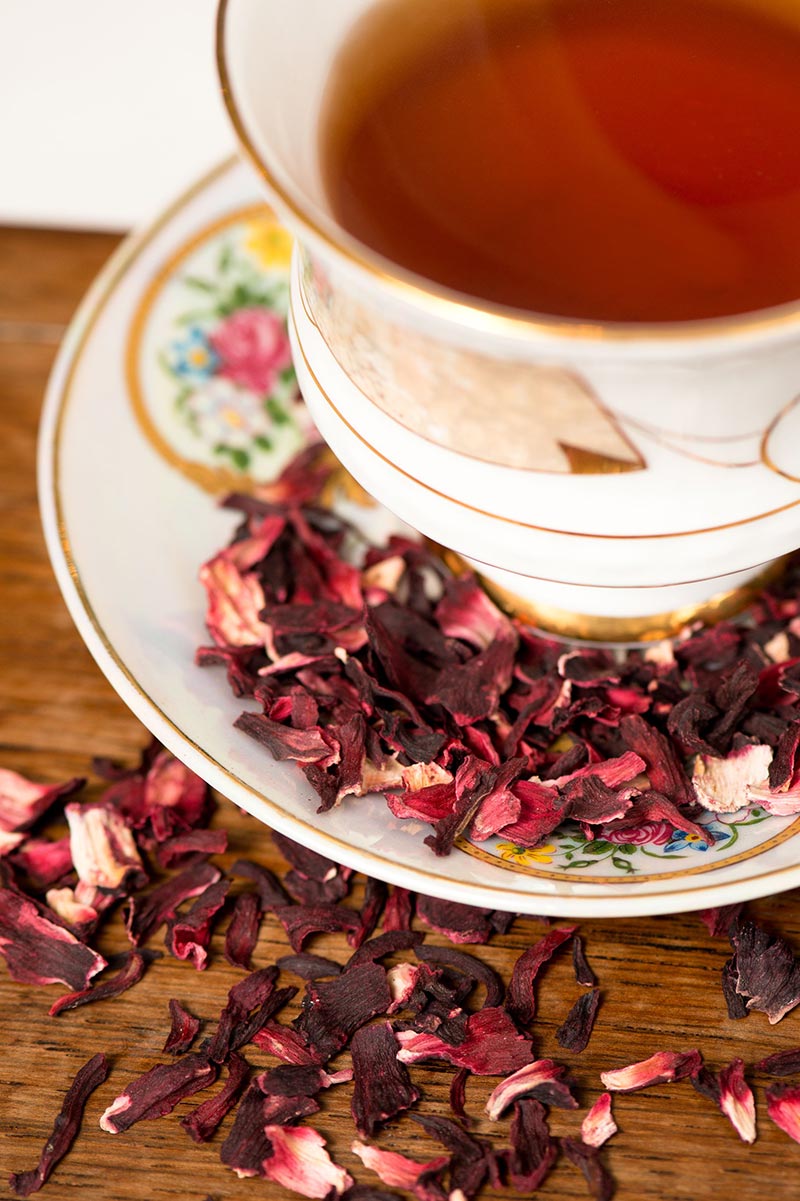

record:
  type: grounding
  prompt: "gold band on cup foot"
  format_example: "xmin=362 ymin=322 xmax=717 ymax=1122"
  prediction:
xmin=436 ymin=549 xmax=788 ymax=644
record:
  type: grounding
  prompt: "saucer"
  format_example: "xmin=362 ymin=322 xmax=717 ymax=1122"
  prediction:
xmin=38 ymin=156 xmax=800 ymax=917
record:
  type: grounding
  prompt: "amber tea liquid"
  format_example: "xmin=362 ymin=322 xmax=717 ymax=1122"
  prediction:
xmin=320 ymin=0 xmax=800 ymax=323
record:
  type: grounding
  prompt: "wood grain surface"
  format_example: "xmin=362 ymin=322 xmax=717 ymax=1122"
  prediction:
xmin=2 ymin=224 xmax=800 ymax=1201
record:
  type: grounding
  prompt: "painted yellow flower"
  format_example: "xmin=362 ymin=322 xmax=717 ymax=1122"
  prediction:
xmin=496 ymin=841 xmax=557 ymax=867
xmin=245 ymin=218 xmax=293 ymax=269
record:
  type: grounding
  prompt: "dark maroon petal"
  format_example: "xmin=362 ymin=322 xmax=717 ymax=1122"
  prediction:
xmin=756 ymin=1048 xmax=800 ymax=1076
xmin=284 ymin=866 xmax=353 ymax=906
xmin=229 ymin=858 xmax=289 ymax=909
xmin=229 ymin=964 xmax=280 ymax=1011
xmin=351 ymin=1021 xmax=421 ymax=1137
xmin=294 ymin=962 xmax=392 ymax=1061
xmin=489 ymin=908 xmax=516 ymax=936
xmin=8 ymin=1053 xmax=109 ymax=1197
xmin=507 ymin=1098 xmax=558 ymax=1192
xmin=224 ymin=892 xmax=262 ymax=971
xmin=277 ymin=952 xmax=343 ymax=979
xmin=769 ymin=720 xmax=800 ymax=790
xmin=572 ymin=936 xmax=598 ymax=988
xmin=252 ymin=1018 xmax=321 ymax=1066
xmin=348 ymin=878 xmax=388 ymax=949
xmin=272 ymin=904 xmax=361 ymax=952
xmin=220 ymin=1081 xmax=274 ymax=1177
xmin=383 ymin=887 xmax=414 ymax=931
xmin=561 ymin=1136 xmax=615 ymax=1201
xmin=251 ymin=1021 xmax=321 ymax=1064
xmin=9 ymin=837 xmax=73 ymax=890
xmin=163 ymin=998 xmax=202 ymax=1055
xmin=125 ymin=861 xmax=221 ymax=946
xmin=166 ymin=878 xmax=231 ymax=970
xmin=49 ymin=950 xmax=147 ymax=1017
xmin=424 ymin=758 xmax=527 ymax=858
xmin=556 ymin=989 xmax=601 ymax=1053
xmin=410 ymin=1113 xmax=498 ymax=1198
xmin=235 ymin=711 xmax=336 ymax=764
xmin=699 ymin=904 xmax=744 ymax=939
xmin=731 ymin=919 xmax=800 ymax=1023
xmin=99 ymin=1052 xmax=217 ymax=1133
xmin=181 ymin=1052 xmax=250 ymax=1143
xmin=691 ymin=1066 xmax=722 ymax=1105
xmin=619 ymin=714 xmax=696 ymax=810
xmin=397 ymin=1007 xmax=533 ymax=1076
xmin=262 ymin=1094 xmax=321 ymax=1125
xmin=416 ymin=895 xmax=495 ymax=945
xmin=258 ymin=1064 xmax=331 ymax=1097
xmin=156 ymin=828 xmax=228 ymax=868
xmin=449 ymin=1068 xmax=470 ymax=1123
xmin=140 ymin=750 xmax=211 ymax=842
xmin=415 ymin=944 xmax=504 ymax=1008
xmin=485 ymin=1059 xmax=578 ymax=1119
xmin=208 ymin=984 xmax=298 ymax=1064
xmin=722 ymin=956 xmax=749 ymax=1019
xmin=0 ymin=889 xmax=106 ymax=990
xmin=506 ymin=925 xmax=577 ymax=1027
xmin=347 ymin=930 xmax=424 ymax=970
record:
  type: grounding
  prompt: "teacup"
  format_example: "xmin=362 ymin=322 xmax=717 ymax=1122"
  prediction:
xmin=217 ymin=0 xmax=800 ymax=640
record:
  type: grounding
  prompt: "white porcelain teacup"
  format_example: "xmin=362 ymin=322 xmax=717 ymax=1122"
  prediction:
xmin=217 ymin=0 xmax=800 ymax=640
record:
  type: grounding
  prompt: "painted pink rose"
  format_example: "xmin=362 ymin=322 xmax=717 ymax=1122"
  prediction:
xmin=601 ymin=819 xmax=675 ymax=846
xmin=210 ymin=308 xmax=292 ymax=394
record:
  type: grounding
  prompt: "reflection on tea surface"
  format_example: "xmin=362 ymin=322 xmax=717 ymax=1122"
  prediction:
xmin=320 ymin=0 xmax=800 ymax=322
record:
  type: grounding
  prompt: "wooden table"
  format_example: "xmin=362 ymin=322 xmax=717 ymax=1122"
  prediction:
xmin=1 ymin=225 xmax=800 ymax=1201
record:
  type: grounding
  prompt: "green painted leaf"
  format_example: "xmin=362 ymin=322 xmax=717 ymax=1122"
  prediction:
xmin=183 ymin=275 xmax=217 ymax=293
xmin=583 ymin=840 xmax=613 ymax=855
xmin=563 ymin=859 xmax=596 ymax=870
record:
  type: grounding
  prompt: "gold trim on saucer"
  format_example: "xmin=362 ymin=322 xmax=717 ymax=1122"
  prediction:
xmin=216 ymin=0 xmax=800 ymax=346
xmin=438 ymin=548 xmax=789 ymax=642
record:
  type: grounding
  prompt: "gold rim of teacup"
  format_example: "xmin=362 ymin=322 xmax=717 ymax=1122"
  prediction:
xmin=216 ymin=0 xmax=800 ymax=346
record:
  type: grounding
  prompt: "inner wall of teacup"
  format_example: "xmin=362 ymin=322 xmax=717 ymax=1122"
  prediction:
xmin=225 ymin=0 xmax=369 ymax=242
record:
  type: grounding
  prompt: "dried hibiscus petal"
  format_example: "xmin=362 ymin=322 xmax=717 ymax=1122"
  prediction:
xmin=572 ymin=935 xmax=598 ymax=988
xmin=415 ymin=895 xmax=495 ymax=945
xmin=294 ymin=962 xmax=391 ymax=1062
xmin=272 ymin=903 xmax=361 ymax=952
xmin=65 ymin=802 xmax=146 ymax=892
xmin=721 ymin=956 xmax=749 ymax=1020
xmin=698 ymin=904 xmax=744 ymax=939
xmin=251 ymin=1021 xmax=320 ymax=1065
xmin=449 ymin=1068 xmax=470 ymax=1123
xmin=415 ymin=944 xmax=504 ymax=1008
xmin=229 ymin=857 xmax=288 ymax=908
xmin=410 ymin=1113 xmax=499 ymax=1198
xmin=0 ymin=889 xmax=106 ymax=989
xmin=485 ymin=1058 xmax=578 ymax=1119
xmin=220 ymin=1081 xmax=276 ymax=1177
xmin=561 ymin=1136 xmax=615 ymax=1201
xmin=181 ymin=1051 xmax=250 ymax=1143
xmin=166 ymin=878 xmax=230 ymax=970
xmin=347 ymin=930 xmax=424 ymax=970
xmin=397 ymin=1007 xmax=533 ymax=1076
xmin=600 ymin=1049 xmax=702 ymax=1093
xmin=224 ymin=892 xmax=262 ymax=970
xmin=383 ymin=887 xmax=414 ymax=931
xmin=261 ymin=1125 xmax=354 ymax=1198
xmin=731 ymin=920 xmax=800 ymax=1023
xmin=49 ymin=950 xmax=147 ymax=1017
xmin=163 ymin=998 xmax=201 ymax=1054
xmin=351 ymin=1142 xmax=449 ymax=1191
xmin=692 ymin=744 xmax=773 ymax=813
xmin=556 ymin=989 xmax=601 ymax=1053
xmin=581 ymin=1093 xmax=617 ymax=1148
xmin=756 ymin=1048 xmax=800 ymax=1075
xmin=125 ymin=861 xmax=221 ymax=946
xmin=10 ymin=837 xmax=72 ymax=890
xmin=348 ymin=877 xmax=388 ymax=949
xmin=766 ymin=1083 xmax=800 ymax=1143
xmin=351 ymin=1021 xmax=421 ymax=1137
xmin=0 ymin=769 xmax=84 ymax=836
xmin=155 ymin=828 xmax=228 ymax=868
xmin=100 ymin=1051 xmax=217 ymax=1133
xmin=507 ymin=1098 xmax=558 ymax=1192
xmin=277 ymin=952 xmax=343 ymax=979
xmin=718 ymin=1058 xmax=756 ymax=1143
xmin=506 ymin=925 xmax=577 ymax=1027
xmin=8 ymin=1052 xmax=109 ymax=1197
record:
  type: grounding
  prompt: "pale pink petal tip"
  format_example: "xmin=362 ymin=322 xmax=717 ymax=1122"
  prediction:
xmin=767 ymin=1084 xmax=800 ymax=1145
xmin=600 ymin=1049 xmax=702 ymax=1093
xmin=581 ymin=1092 xmax=617 ymax=1148
xmin=351 ymin=1141 xmax=449 ymax=1189
xmin=718 ymin=1058 xmax=756 ymax=1144
xmin=262 ymin=1126 xmax=352 ymax=1198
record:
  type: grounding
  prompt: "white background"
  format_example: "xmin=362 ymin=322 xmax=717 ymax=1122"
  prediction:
xmin=0 ymin=0 xmax=235 ymax=230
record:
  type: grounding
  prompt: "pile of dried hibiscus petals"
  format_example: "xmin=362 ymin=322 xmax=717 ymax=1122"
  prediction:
xmin=4 ymin=748 xmax=800 ymax=1199
xmin=196 ymin=444 xmax=800 ymax=859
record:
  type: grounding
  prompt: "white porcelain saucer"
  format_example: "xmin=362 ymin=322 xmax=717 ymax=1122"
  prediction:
xmin=38 ymin=157 xmax=800 ymax=917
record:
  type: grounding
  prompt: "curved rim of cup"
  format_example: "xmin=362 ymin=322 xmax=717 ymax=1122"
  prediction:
xmin=216 ymin=0 xmax=800 ymax=347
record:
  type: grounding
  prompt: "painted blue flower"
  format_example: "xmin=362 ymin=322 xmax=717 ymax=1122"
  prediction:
xmin=664 ymin=822 xmax=732 ymax=854
xmin=168 ymin=327 xmax=218 ymax=381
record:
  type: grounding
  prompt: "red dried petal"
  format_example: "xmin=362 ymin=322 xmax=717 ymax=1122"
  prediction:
xmin=718 ymin=1058 xmax=756 ymax=1143
xmin=225 ymin=892 xmax=263 ymax=970
xmin=220 ymin=1081 xmax=277 ymax=1177
xmin=721 ymin=956 xmax=749 ymax=1020
xmin=276 ymin=952 xmax=343 ymax=979
xmin=351 ymin=1142 xmax=449 ymax=1191
xmin=347 ymin=930 xmax=424 ymax=971
xmin=351 ymin=1021 xmax=421 ymax=1137
xmin=251 ymin=1021 xmax=321 ymax=1065
xmin=49 ymin=950 xmax=147 ymax=1017
xmin=410 ymin=1113 xmax=499 ymax=1197
xmin=166 ymin=878 xmax=230 ymax=970
xmin=9 ymin=837 xmax=72 ymax=889
xmin=383 ymin=887 xmax=414 ymax=932
xmin=561 ymin=1136 xmax=615 ymax=1201
xmin=415 ymin=944 xmax=504 ymax=1008
xmin=230 ymin=857 xmax=288 ymax=909
xmin=731 ymin=920 xmax=800 ymax=1023
xmin=8 ymin=1053 xmax=109 ymax=1197
xmin=556 ymin=989 xmax=601 ymax=1054
xmin=140 ymin=750 xmax=211 ymax=841
xmin=199 ymin=551 xmax=270 ymax=648
xmin=0 ymin=889 xmax=106 ymax=989
xmin=766 ymin=1083 xmax=800 ymax=1143
xmin=261 ymin=1126 xmax=354 ymax=1198
xmin=294 ymin=962 xmax=392 ymax=1062
xmin=449 ymin=1068 xmax=470 ymax=1123
xmin=398 ymin=1007 xmax=534 ymax=1076
xmin=125 ymin=861 xmax=221 ymax=946
xmin=572 ymin=935 xmax=598 ymax=988
xmin=485 ymin=1058 xmax=578 ymax=1119
xmin=507 ymin=1098 xmax=558 ymax=1192
xmin=348 ymin=877 xmax=388 ymax=949
xmin=99 ymin=1052 xmax=217 ymax=1133
xmin=698 ymin=904 xmax=744 ymax=939
xmin=506 ymin=925 xmax=577 ymax=1027
xmin=272 ymin=904 xmax=361 ymax=952
xmin=0 ymin=770 xmax=84 ymax=835
xmin=155 ymin=828 xmax=228 ymax=868
xmin=581 ymin=1093 xmax=617 ymax=1149
xmin=416 ymin=895 xmax=495 ymax=945
xmin=163 ymin=998 xmax=201 ymax=1054
xmin=601 ymin=1049 xmax=702 ymax=1093
xmin=756 ymin=1048 xmax=800 ymax=1076
xmin=181 ymin=1052 xmax=250 ymax=1143
xmin=619 ymin=715 xmax=696 ymax=810
xmin=65 ymin=802 xmax=146 ymax=892
xmin=236 ymin=712 xmax=338 ymax=765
